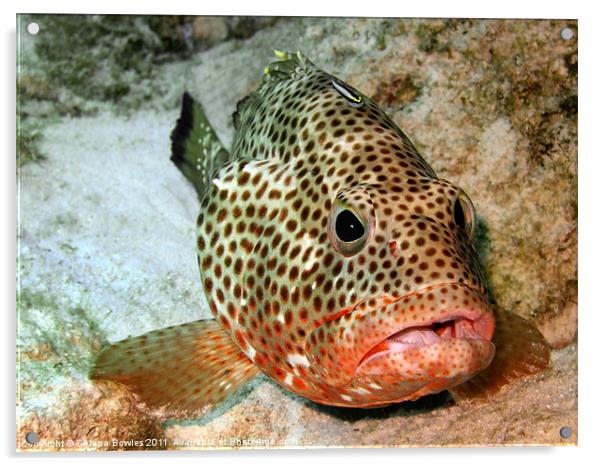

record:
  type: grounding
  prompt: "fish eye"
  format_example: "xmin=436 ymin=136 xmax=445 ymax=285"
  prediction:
xmin=331 ymin=76 xmax=364 ymax=108
xmin=453 ymin=191 xmax=476 ymax=239
xmin=336 ymin=210 xmax=365 ymax=242
xmin=328 ymin=204 xmax=370 ymax=257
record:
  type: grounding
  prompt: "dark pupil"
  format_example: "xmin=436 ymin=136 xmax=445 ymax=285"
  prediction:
xmin=335 ymin=210 xmax=365 ymax=242
xmin=454 ymin=198 xmax=466 ymax=230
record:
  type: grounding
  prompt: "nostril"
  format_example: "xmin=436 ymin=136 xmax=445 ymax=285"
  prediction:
xmin=388 ymin=240 xmax=401 ymax=258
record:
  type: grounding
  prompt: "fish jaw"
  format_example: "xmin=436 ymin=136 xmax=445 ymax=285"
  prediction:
xmin=355 ymin=327 xmax=495 ymax=381
xmin=306 ymin=282 xmax=495 ymax=395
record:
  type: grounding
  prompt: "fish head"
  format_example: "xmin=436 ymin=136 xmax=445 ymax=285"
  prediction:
xmin=305 ymin=173 xmax=496 ymax=405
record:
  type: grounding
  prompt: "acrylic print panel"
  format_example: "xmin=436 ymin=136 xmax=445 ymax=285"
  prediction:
xmin=16 ymin=14 xmax=577 ymax=451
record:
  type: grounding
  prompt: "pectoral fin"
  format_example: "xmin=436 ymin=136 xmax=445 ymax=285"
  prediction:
xmin=451 ymin=307 xmax=550 ymax=400
xmin=91 ymin=319 xmax=260 ymax=416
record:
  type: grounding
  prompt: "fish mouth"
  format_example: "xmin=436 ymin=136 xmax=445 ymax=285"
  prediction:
xmin=358 ymin=310 xmax=494 ymax=367
xmin=307 ymin=282 xmax=495 ymax=387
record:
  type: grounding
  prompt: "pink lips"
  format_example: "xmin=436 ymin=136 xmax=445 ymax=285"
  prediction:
xmin=361 ymin=314 xmax=492 ymax=365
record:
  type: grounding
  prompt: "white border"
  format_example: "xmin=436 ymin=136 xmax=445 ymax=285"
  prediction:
xmin=3 ymin=0 xmax=583 ymax=18
xmin=3 ymin=1 xmax=598 ymax=465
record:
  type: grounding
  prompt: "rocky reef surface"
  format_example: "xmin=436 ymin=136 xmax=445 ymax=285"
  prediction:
xmin=17 ymin=16 xmax=577 ymax=450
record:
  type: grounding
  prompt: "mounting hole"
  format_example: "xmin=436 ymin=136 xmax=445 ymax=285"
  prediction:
xmin=559 ymin=426 xmax=572 ymax=439
xmin=560 ymin=27 xmax=573 ymax=40
xmin=25 ymin=431 xmax=40 ymax=445
xmin=26 ymin=22 xmax=40 ymax=35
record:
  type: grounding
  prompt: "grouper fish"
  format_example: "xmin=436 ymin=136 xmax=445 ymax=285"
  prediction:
xmin=92 ymin=51 xmax=550 ymax=413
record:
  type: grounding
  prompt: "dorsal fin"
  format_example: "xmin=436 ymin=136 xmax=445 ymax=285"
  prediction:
xmin=232 ymin=50 xmax=317 ymax=132
xmin=262 ymin=50 xmax=316 ymax=83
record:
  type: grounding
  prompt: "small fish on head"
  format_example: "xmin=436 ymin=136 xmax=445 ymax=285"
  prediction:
xmin=91 ymin=51 xmax=549 ymax=415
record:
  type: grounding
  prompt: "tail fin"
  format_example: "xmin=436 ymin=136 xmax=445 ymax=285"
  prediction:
xmin=170 ymin=92 xmax=231 ymax=199
xmin=451 ymin=308 xmax=550 ymax=400
xmin=91 ymin=319 xmax=260 ymax=417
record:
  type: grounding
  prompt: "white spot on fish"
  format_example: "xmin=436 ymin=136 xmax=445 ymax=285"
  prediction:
xmin=311 ymin=281 xmax=317 ymax=290
xmin=304 ymin=256 xmax=317 ymax=271
xmin=350 ymin=387 xmax=371 ymax=395
xmin=287 ymin=353 xmax=310 ymax=368
xmin=284 ymin=373 xmax=293 ymax=386
xmin=242 ymin=163 xmax=261 ymax=175
xmin=303 ymin=246 xmax=322 ymax=272
xmin=368 ymin=382 xmax=382 ymax=390
xmin=277 ymin=313 xmax=285 ymax=323
xmin=301 ymin=233 xmax=313 ymax=250
xmin=340 ymin=394 xmax=352 ymax=402
xmin=212 ymin=178 xmax=226 ymax=191
xmin=247 ymin=346 xmax=256 ymax=362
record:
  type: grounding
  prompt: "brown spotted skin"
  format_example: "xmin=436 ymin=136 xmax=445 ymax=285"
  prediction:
xmin=196 ymin=53 xmax=496 ymax=407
